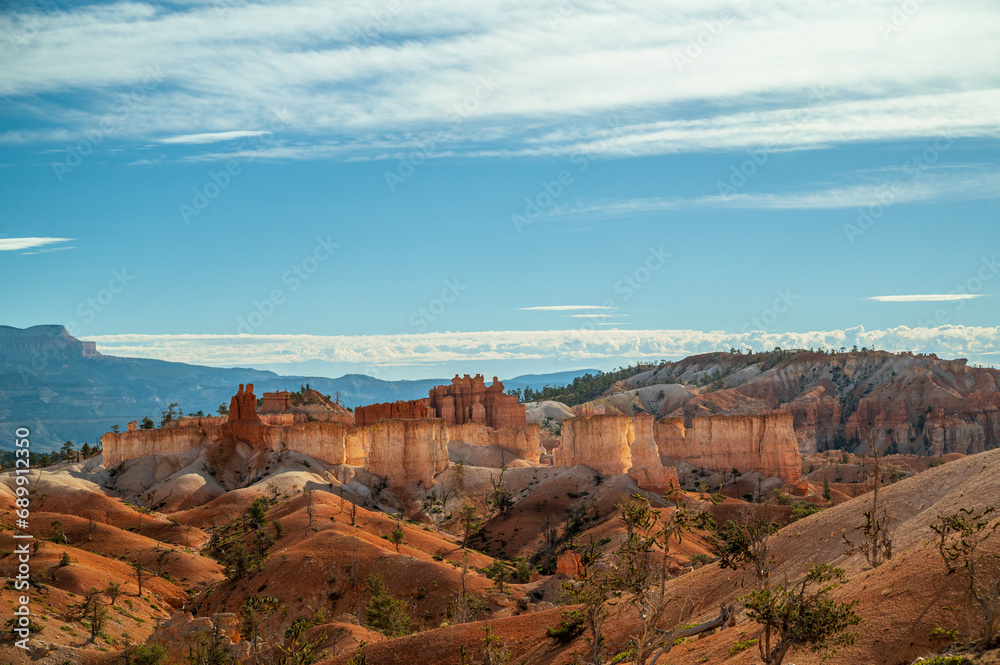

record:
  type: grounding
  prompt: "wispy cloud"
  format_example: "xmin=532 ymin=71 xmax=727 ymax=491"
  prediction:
xmin=1 ymin=1 xmax=997 ymax=160
xmin=552 ymin=167 xmax=1000 ymax=216
xmin=84 ymin=325 xmax=1000 ymax=370
xmin=20 ymin=246 xmax=76 ymax=255
xmin=520 ymin=306 xmax=614 ymax=311
xmin=568 ymin=314 xmax=630 ymax=319
xmin=869 ymin=294 xmax=985 ymax=302
xmin=0 ymin=237 xmax=74 ymax=252
xmin=156 ymin=130 xmax=273 ymax=145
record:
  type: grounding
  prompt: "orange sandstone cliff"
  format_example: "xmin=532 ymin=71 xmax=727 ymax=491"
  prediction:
xmin=447 ymin=422 xmax=543 ymax=463
xmin=556 ymin=413 xmax=679 ymax=493
xmin=365 ymin=418 xmax=449 ymax=490
xmin=653 ymin=413 xmax=802 ymax=483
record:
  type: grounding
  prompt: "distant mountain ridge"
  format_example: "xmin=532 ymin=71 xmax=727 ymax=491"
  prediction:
xmin=0 ymin=325 xmax=595 ymax=451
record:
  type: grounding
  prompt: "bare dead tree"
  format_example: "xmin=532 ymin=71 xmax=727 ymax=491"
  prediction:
xmin=843 ymin=428 xmax=894 ymax=568
xmin=304 ymin=488 xmax=315 ymax=531
xmin=132 ymin=552 xmax=146 ymax=597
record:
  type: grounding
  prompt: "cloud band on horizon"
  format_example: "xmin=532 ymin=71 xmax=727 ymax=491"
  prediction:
xmin=83 ymin=325 xmax=1000 ymax=370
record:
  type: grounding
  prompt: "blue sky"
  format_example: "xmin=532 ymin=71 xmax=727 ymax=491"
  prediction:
xmin=1 ymin=0 xmax=999 ymax=380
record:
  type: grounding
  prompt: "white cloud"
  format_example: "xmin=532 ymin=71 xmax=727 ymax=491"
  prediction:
xmin=568 ymin=314 xmax=630 ymax=319
xmin=869 ymin=294 xmax=985 ymax=302
xmin=1 ymin=1 xmax=997 ymax=159
xmin=83 ymin=325 xmax=1000 ymax=370
xmin=552 ymin=167 xmax=1000 ymax=216
xmin=0 ymin=237 xmax=74 ymax=252
xmin=520 ymin=306 xmax=614 ymax=311
xmin=20 ymin=246 xmax=76 ymax=255
xmin=156 ymin=130 xmax=273 ymax=145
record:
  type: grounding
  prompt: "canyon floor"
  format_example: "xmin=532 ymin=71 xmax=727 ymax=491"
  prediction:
xmin=1 ymin=436 xmax=999 ymax=665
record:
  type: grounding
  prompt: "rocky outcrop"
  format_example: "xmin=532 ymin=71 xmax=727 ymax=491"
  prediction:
xmin=556 ymin=414 xmax=632 ymax=476
xmin=592 ymin=350 xmax=1000 ymax=457
xmin=627 ymin=413 xmax=680 ymax=494
xmin=258 ymin=388 xmax=354 ymax=424
xmin=780 ymin=386 xmax=842 ymax=454
xmin=556 ymin=414 xmax=679 ymax=493
xmin=354 ymin=399 xmax=432 ymax=427
xmin=447 ymin=422 xmax=543 ymax=463
xmin=260 ymin=390 xmax=291 ymax=413
xmin=428 ymin=374 xmax=526 ymax=428
xmin=355 ymin=374 xmax=526 ymax=429
xmin=227 ymin=383 xmax=261 ymax=424
xmin=556 ymin=551 xmax=583 ymax=576
xmin=147 ymin=613 xmax=248 ymax=665
xmin=365 ymin=419 xmax=449 ymax=490
xmin=654 ymin=413 xmax=802 ymax=483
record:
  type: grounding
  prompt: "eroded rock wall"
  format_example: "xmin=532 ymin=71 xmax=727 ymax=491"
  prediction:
xmin=102 ymin=428 xmax=218 ymax=466
xmin=447 ymin=422 xmax=542 ymax=463
xmin=654 ymin=413 xmax=802 ymax=483
xmin=365 ymin=418 xmax=449 ymax=489
xmin=556 ymin=414 xmax=633 ymax=476
xmin=556 ymin=414 xmax=679 ymax=493
xmin=265 ymin=421 xmax=357 ymax=466
xmin=627 ymin=413 xmax=680 ymax=493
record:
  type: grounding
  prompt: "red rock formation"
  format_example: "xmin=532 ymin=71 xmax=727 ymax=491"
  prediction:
xmin=654 ymin=413 xmax=802 ymax=483
xmin=257 ymin=388 xmax=353 ymax=425
xmin=427 ymin=374 xmax=526 ymax=429
xmin=104 ymin=385 xmax=360 ymax=467
xmin=354 ymin=399 xmax=432 ymax=427
xmin=164 ymin=416 xmax=227 ymax=429
xmin=227 ymin=383 xmax=261 ymax=424
xmin=259 ymin=391 xmax=291 ymax=413
xmin=556 ymin=551 xmax=582 ymax=576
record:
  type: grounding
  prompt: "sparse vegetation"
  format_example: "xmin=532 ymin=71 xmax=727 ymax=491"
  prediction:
xmin=717 ymin=511 xmax=778 ymax=583
xmin=363 ymin=574 xmax=411 ymax=638
xmin=843 ymin=431 xmax=894 ymax=568
xmin=546 ymin=609 xmax=586 ymax=643
xmin=743 ymin=564 xmax=862 ymax=665
xmin=930 ymin=505 xmax=1000 ymax=647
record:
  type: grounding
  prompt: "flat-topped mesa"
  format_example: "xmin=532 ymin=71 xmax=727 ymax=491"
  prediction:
xmin=428 ymin=374 xmax=526 ymax=428
xmin=654 ymin=413 xmax=802 ymax=484
xmin=556 ymin=413 xmax=679 ymax=494
xmin=0 ymin=324 xmax=101 ymax=360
